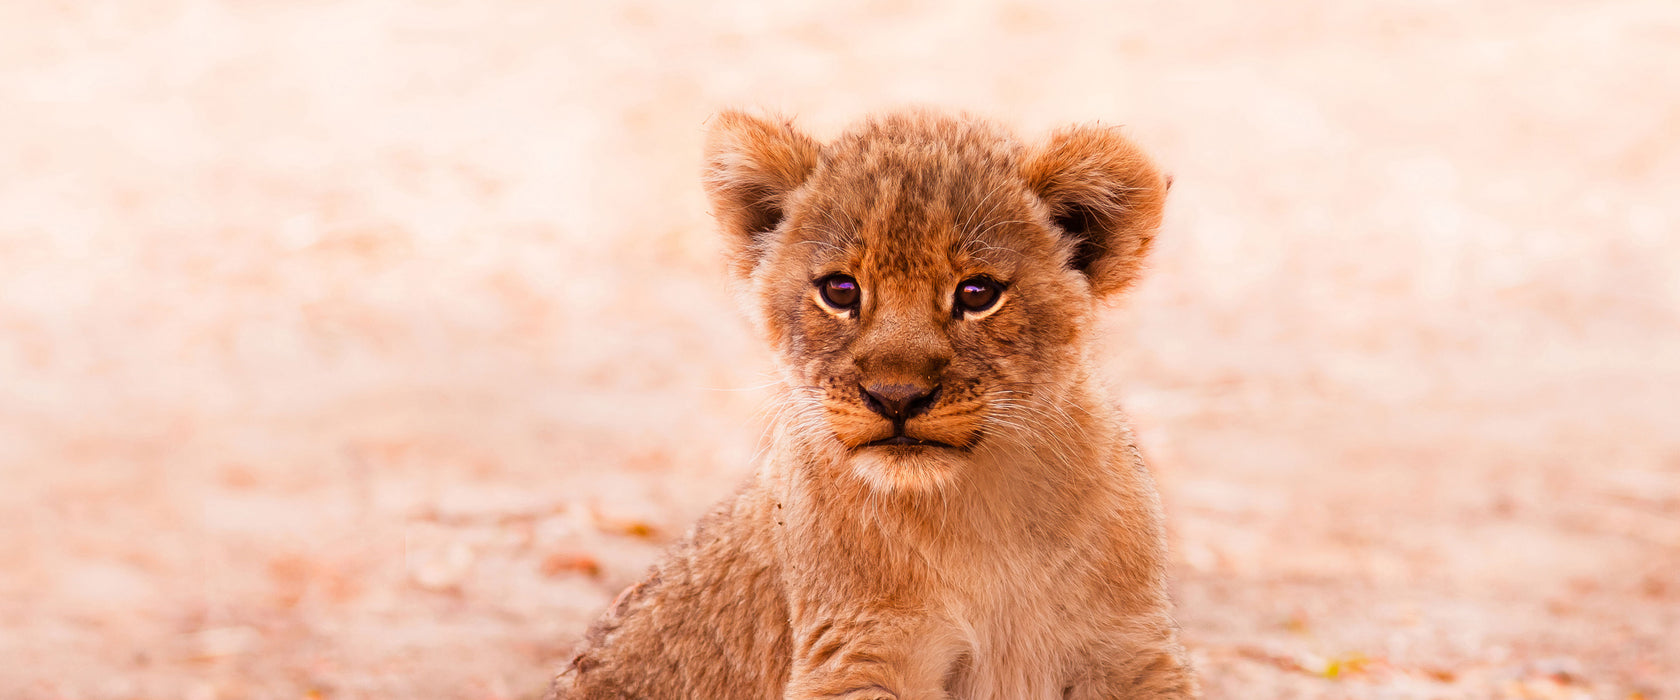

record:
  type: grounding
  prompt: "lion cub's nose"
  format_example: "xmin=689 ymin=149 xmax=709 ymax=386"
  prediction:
xmin=860 ymin=382 xmax=940 ymax=421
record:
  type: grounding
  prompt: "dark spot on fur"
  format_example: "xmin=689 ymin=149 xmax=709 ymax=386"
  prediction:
xmin=809 ymin=638 xmax=845 ymax=667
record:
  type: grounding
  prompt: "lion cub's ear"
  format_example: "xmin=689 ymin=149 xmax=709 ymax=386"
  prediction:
xmin=1023 ymin=125 xmax=1169 ymax=298
xmin=702 ymin=110 xmax=822 ymax=280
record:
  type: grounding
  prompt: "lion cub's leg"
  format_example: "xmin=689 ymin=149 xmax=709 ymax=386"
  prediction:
xmin=550 ymin=495 xmax=792 ymax=700
xmin=783 ymin=609 xmax=961 ymax=700
xmin=1064 ymin=624 xmax=1200 ymax=700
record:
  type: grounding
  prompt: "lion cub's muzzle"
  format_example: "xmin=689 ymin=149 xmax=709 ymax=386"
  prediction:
xmin=831 ymin=322 xmax=982 ymax=451
xmin=859 ymin=382 xmax=948 ymax=447
xmin=828 ymin=375 xmax=983 ymax=451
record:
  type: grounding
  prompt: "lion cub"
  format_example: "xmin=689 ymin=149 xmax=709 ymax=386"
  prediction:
xmin=549 ymin=110 xmax=1197 ymax=699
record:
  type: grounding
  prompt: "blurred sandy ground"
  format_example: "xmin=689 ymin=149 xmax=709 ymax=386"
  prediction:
xmin=2 ymin=1 xmax=1678 ymax=698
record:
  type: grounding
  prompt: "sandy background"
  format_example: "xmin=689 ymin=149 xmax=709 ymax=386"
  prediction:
xmin=3 ymin=1 xmax=1679 ymax=698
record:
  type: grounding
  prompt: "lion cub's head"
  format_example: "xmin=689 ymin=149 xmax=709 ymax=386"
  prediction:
xmin=703 ymin=110 xmax=1167 ymax=493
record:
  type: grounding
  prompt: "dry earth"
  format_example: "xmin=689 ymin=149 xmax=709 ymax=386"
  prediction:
xmin=3 ymin=1 xmax=1678 ymax=698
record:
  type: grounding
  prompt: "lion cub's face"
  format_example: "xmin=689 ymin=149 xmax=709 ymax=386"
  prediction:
xmin=704 ymin=111 xmax=1167 ymax=492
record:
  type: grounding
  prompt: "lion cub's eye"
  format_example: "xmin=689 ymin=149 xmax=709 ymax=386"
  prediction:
xmin=955 ymin=276 xmax=1003 ymax=315
xmin=817 ymin=274 xmax=861 ymax=311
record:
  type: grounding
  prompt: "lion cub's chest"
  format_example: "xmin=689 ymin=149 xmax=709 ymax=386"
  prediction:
xmin=934 ymin=543 xmax=1097 ymax=699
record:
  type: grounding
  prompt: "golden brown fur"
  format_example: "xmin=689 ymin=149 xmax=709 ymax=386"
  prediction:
xmin=548 ymin=109 xmax=1197 ymax=699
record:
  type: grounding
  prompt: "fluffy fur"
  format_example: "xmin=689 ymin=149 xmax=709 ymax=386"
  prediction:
xmin=548 ymin=109 xmax=1197 ymax=700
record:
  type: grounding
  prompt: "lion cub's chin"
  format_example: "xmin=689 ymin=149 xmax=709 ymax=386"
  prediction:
xmin=848 ymin=445 xmax=968 ymax=494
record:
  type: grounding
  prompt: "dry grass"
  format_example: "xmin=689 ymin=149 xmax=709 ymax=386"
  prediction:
xmin=2 ymin=1 xmax=1677 ymax=698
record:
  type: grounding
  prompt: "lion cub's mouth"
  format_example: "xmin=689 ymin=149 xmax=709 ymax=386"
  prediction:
xmin=864 ymin=435 xmax=958 ymax=449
